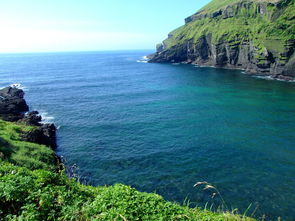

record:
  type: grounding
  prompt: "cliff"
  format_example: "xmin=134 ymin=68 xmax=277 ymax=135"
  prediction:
xmin=0 ymin=86 xmax=57 ymax=149
xmin=0 ymin=87 xmax=29 ymax=121
xmin=149 ymin=0 xmax=295 ymax=79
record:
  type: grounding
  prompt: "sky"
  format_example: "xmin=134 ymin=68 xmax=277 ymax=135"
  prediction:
xmin=0 ymin=0 xmax=211 ymax=53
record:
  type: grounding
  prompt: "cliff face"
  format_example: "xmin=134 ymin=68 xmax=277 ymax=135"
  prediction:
xmin=0 ymin=86 xmax=57 ymax=149
xmin=149 ymin=0 xmax=295 ymax=78
xmin=0 ymin=87 xmax=29 ymax=121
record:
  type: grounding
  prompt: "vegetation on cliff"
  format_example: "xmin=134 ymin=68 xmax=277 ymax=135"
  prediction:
xmin=168 ymin=0 xmax=294 ymax=48
xmin=0 ymin=119 xmax=254 ymax=220
xmin=150 ymin=0 xmax=295 ymax=77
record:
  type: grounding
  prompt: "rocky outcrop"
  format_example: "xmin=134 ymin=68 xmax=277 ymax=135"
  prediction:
xmin=18 ymin=111 xmax=42 ymax=126
xmin=148 ymin=0 xmax=295 ymax=79
xmin=150 ymin=37 xmax=295 ymax=78
xmin=21 ymin=123 xmax=57 ymax=149
xmin=184 ymin=0 xmax=283 ymax=23
xmin=0 ymin=87 xmax=29 ymax=121
xmin=0 ymin=86 xmax=57 ymax=149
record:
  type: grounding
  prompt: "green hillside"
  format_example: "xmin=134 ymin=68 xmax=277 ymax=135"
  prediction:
xmin=150 ymin=0 xmax=294 ymax=77
xmin=165 ymin=0 xmax=294 ymax=52
xmin=0 ymin=119 xmax=254 ymax=220
xmin=200 ymin=0 xmax=282 ymax=14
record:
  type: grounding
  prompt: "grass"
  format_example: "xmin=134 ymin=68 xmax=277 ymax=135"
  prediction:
xmin=163 ymin=0 xmax=294 ymax=57
xmin=200 ymin=0 xmax=284 ymax=14
xmin=0 ymin=120 xmax=57 ymax=171
xmin=199 ymin=0 xmax=240 ymax=14
xmin=0 ymin=119 xmax=256 ymax=220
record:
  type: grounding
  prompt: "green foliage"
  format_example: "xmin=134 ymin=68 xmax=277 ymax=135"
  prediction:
xmin=200 ymin=0 xmax=240 ymax=14
xmin=164 ymin=0 xmax=295 ymax=55
xmin=0 ymin=162 xmax=254 ymax=221
xmin=0 ymin=120 xmax=57 ymax=171
xmin=0 ymin=119 xmax=254 ymax=220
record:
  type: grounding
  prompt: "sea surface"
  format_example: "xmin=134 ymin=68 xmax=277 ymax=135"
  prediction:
xmin=0 ymin=51 xmax=295 ymax=220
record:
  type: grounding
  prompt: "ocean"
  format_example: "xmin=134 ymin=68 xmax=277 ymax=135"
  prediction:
xmin=1 ymin=50 xmax=294 ymax=220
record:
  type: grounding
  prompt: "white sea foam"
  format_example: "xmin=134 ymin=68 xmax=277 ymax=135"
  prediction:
xmin=40 ymin=111 xmax=55 ymax=123
xmin=136 ymin=56 xmax=149 ymax=63
xmin=136 ymin=60 xmax=148 ymax=63
xmin=255 ymin=75 xmax=295 ymax=82
xmin=9 ymin=83 xmax=28 ymax=91
xmin=255 ymin=76 xmax=273 ymax=80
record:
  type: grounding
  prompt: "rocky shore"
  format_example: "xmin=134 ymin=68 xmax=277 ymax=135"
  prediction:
xmin=148 ymin=0 xmax=295 ymax=79
xmin=0 ymin=86 xmax=57 ymax=149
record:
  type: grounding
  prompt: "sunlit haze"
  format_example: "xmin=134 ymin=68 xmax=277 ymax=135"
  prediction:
xmin=0 ymin=0 xmax=211 ymax=53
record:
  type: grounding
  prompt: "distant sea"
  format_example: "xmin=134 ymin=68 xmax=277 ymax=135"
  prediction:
xmin=1 ymin=51 xmax=295 ymax=220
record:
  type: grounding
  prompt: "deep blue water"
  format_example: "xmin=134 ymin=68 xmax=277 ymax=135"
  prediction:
xmin=1 ymin=51 xmax=295 ymax=220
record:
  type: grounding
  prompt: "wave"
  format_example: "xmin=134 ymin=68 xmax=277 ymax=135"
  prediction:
xmin=9 ymin=83 xmax=28 ymax=91
xmin=255 ymin=75 xmax=295 ymax=82
xmin=40 ymin=111 xmax=55 ymax=123
xmin=136 ymin=56 xmax=149 ymax=63
xmin=136 ymin=60 xmax=148 ymax=63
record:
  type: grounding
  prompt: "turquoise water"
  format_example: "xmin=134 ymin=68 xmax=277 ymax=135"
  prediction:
xmin=0 ymin=51 xmax=295 ymax=220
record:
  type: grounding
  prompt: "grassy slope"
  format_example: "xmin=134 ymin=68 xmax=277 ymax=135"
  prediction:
xmin=199 ymin=0 xmax=282 ymax=14
xmin=164 ymin=0 xmax=294 ymax=58
xmin=0 ymin=120 xmax=57 ymax=171
xmin=0 ymin=119 xmax=254 ymax=220
xmin=199 ymin=0 xmax=240 ymax=13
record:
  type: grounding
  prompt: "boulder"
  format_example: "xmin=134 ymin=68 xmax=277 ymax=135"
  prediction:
xmin=18 ymin=111 xmax=42 ymax=126
xmin=0 ymin=87 xmax=29 ymax=121
xmin=21 ymin=123 xmax=57 ymax=149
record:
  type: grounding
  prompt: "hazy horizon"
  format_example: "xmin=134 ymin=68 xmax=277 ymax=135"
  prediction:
xmin=0 ymin=49 xmax=155 ymax=54
xmin=0 ymin=0 xmax=211 ymax=53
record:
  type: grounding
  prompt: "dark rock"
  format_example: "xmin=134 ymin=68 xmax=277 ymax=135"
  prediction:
xmin=149 ymin=37 xmax=295 ymax=78
xmin=0 ymin=87 xmax=29 ymax=121
xmin=185 ymin=11 xmax=207 ymax=23
xmin=150 ymin=0 xmax=294 ymax=78
xmin=22 ymin=123 xmax=57 ymax=149
xmin=156 ymin=43 xmax=165 ymax=53
xmin=211 ymin=10 xmax=222 ymax=18
xmin=185 ymin=16 xmax=193 ymax=23
xmin=0 ymin=86 xmax=58 ymax=149
xmin=274 ymin=74 xmax=295 ymax=81
xmin=18 ymin=111 xmax=42 ymax=126
xmin=223 ymin=6 xmax=234 ymax=19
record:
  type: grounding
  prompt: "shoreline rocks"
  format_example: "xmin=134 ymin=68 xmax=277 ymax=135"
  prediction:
xmin=148 ymin=38 xmax=295 ymax=78
xmin=0 ymin=86 xmax=29 ymax=121
xmin=18 ymin=111 xmax=42 ymax=126
xmin=21 ymin=123 xmax=57 ymax=149
xmin=148 ymin=0 xmax=295 ymax=78
xmin=0 ymin=86 xmax=57 ymax=149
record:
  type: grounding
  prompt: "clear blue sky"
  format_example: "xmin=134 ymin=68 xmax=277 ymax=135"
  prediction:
xmin=0 ymin=0 xmax=211 ymax=52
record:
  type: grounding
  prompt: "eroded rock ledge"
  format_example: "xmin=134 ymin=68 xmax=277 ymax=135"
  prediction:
xmin=148 ymin=0 xmax=295 ymax=79
xmin=0 ymin=86 xmax=57 ymax=149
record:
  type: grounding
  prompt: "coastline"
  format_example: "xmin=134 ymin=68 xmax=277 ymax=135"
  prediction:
xmin=148 ymin=57 xmax=295 ymax=83
xmin=0 ymin=86 xmax=62 ymax=169
xmin=0 ymin=85 xmax=254 ymax=220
